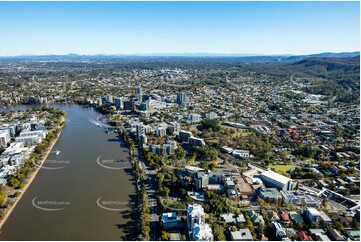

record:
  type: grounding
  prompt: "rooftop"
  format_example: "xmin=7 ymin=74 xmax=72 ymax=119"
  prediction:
xmin=162 ymin=212 xmax=177 ymax=223
xmin=259 ymin=187 xmax=282 ymax=198
xmin=307 ymin=207 xmax=321 ymax=217
xmin=231 ymin=229 xmax=253 ymax=241
xmin=261 ymin=170 xmax=292 ymax=184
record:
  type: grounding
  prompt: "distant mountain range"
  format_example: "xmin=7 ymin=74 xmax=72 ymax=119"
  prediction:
xmin=0 ymin=51 xmax=359 ymax=61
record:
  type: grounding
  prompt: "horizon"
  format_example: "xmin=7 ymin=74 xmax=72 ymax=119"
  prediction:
xmin=0 ymin=50 xmax=360 ymax=58
xmin=0 ymin=1 xmax=359 ymax=56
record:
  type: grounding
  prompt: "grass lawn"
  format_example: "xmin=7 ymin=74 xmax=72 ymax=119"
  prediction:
xmin=221 ymin=125 xmax=251 ymax=137
xmin=268 ymin=165 xmax=299 ymax=173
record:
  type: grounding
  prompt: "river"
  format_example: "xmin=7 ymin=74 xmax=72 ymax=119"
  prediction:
xmin=0 ymin=104 xmax=138 ymax=240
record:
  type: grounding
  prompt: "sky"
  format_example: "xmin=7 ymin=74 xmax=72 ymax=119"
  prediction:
xmin=0 ymin=1 xmax=359 ymax=56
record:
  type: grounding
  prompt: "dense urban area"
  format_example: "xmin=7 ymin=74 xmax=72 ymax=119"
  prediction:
xmin=0 ymin=53 xmax=360 ymax=241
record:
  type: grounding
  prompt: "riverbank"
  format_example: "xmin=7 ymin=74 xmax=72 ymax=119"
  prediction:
xmin=0 ymin=121 xmax=65 ymax=229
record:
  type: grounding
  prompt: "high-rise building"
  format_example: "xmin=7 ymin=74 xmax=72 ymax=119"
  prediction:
xmin=176 ymin=92 xmax=187 ymax=105
xmin=162 ymin=144 xmax=174 ymax=155
xmin=139 ymin=134 xmax=147 ymax=145
xmin=105 ymin=94 xmax=113 ymax=104
xmin=167 ymin=122 xmax=181 ymax=135
xmin=114 ymin=97 xmax=123 ymax=109
xmin=192 ymin=223 xmax=213 ymax=241
xmin=187 ymin=204 xmax=205 ymax=232
xmin=136 ymin=124 xmax=145 ymax=138
xmin=123 ymin=101 xmax=136 ymax=110
xmin=140 ymin=102 xmax=149 ymax=111
xmin=97 ymin=97 xmax=103 ymax=106
xmin=135 ymin=87 xmax=142 ymax=96
xmin=135 ymin=87 xmax=143 ymax=103
xmin=187 ymin=204 xmax=213 ymax=241
xmin=149 ymin=144 xmax=161 ymax=154
xmin=155 ymin=127 xmax=167 ymax=137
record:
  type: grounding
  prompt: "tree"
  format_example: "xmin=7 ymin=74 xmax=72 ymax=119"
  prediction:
xmin=0 ymin=191 xmax=7 ymax=206
xmin=142 ymin=225 xmax=150 ymax=238
xmin=7 ymin=175 xmax=20 ymax=188
xmin=161 ymin=231 xmax=170 ymax=241
xmin=246 ymin=219 xmax=254 ymax=232
xmin=176 ymin=146 xmax=186 ymax=160
xmin=213 ymin=224 xmax=226 ymax=241
xmin=295 ymin=222 xmax=305 ymax=230
xmin=335 ymin=221 xmax=345 ymax=232
xmin=179 ymin=188 xmax=187 ymax=197
xmin=257 ymin=198 xmax=266 ymax=206
xmin=352 ymin=218 xmax=360 ymax=230
xmin=208 ymin=161 xmax=217 ymax=171
xmin=202 ymin=118 xmax=221 ymax=131
xmin=161 ymin=187 xmax=170 ymax=197
xmin=259 ymin=223 xmax=265 ymax=234
xmin=310 ymin=221 xmax=318 ymax=229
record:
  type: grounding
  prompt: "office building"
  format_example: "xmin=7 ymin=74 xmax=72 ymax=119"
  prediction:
xmin=140 ymin=102 xmax=149 ymax=111
xmin=280 ymin=190 xmax=322 ymax=207
xmin=105 ymin=94 xmax=113 ymax=104
xmin=162 ymin=212 xmax=178 ymax=230
xmin=114 ymin=97 xmax=123 ymax=109
xmin=136 ymin=124 xmax=145 ymax=138
xmin=260 ymin=170 xmax=294 ymax=191
xmin=304 ymin=208 xmax=321 ymax=223
xmin=176 ymin=92 xmax=187 ymax=105
xmin=135 ymin=86 xmax=142 ymax=96
xmin=135 ymin=87 xmax=143 ymax=103
xmin=258 ymin=187 xmax=282 ymax=206
xmin=123 ymin=100 xmax=136 ymax=110
xmin=319 ymin=211 xmax=332 ymax=225
xmin=97 ymin=97 xmax=103 ymax=106
xmin=194 ymin=171 xmax=209 ymax=190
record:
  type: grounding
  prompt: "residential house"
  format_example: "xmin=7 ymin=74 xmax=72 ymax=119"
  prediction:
xmin=231 ymin=229 xmax=253 ymax=241
xmin=249 ymin=210 xmax=264 ymax=225
xmin=309 ymin=229 xmax=331 ymax=241
xmin=328 ymin=229 xmax=345 ymax=241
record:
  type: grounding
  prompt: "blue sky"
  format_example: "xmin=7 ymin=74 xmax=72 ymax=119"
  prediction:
xmin=0 ymin=1 xmax=359 ymax=55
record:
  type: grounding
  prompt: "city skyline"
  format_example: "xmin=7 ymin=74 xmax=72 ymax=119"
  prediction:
xmin=0 ymin=1 xmax=359 ymax=56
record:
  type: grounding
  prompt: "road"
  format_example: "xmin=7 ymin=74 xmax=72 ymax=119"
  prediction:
xmin=136 ymin=146 xmax=160 ymax=241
